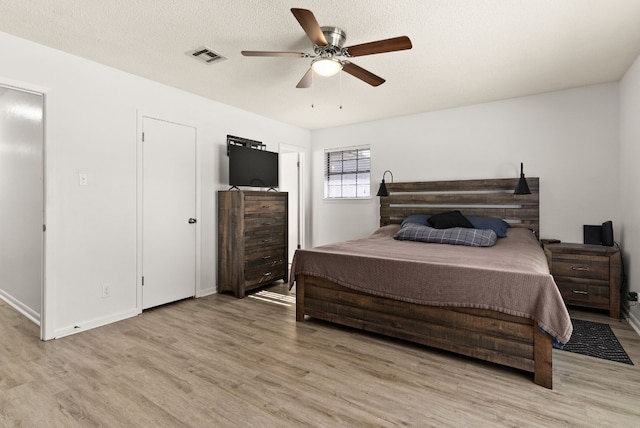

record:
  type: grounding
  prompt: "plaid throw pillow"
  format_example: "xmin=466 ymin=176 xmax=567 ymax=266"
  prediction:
xmin=394 ymin=224 xmax=497 ymax=247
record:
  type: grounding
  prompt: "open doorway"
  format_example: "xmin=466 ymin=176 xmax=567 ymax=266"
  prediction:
xmin=0 ymin=84 xmax=44 ymax=337
xmin=278 ymin=143 xmax=305 ymax=265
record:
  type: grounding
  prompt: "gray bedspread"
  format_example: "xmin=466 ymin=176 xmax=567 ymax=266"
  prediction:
xmin=290 ymin=225 xmax=573 ymax=344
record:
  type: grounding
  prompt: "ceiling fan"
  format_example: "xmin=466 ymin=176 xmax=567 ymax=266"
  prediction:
xmin=241 ymin=8 xmax=413 ymax=88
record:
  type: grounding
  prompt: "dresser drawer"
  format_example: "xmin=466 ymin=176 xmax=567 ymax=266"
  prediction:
xmin=244 ymin=229 xmax=285 ymax=250
xmin=550 ymin=254 xmax=609 ymax=281
xmin=244 ymin=263 xmax=286 ymax=288
xmin=244 ymin=214 xmax=285 ymax=230
xmin=244 ymin=196 xmax=286 ymax=214
xmin=555 ymin=278 xmax=610 ymax=308
xmin=244 ymin=245 xmax=286 ymax=265
xmin=245 ymin=256 xmax=286 ymax=272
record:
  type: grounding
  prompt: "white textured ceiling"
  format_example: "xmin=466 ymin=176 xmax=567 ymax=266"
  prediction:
xmin=1 ymin=0 xmax=640 ymax=130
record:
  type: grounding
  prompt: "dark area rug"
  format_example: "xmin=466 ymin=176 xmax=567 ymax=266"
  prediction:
xmin=562 ymin=319 xmax=633 ymax=365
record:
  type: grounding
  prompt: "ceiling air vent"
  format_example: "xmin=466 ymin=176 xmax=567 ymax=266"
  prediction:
xmin=187 ymin=46 xmax=226 ymax=64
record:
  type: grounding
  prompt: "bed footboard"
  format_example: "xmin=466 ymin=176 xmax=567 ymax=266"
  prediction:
xmin=295 ymin=274 xmax=552 ymax=389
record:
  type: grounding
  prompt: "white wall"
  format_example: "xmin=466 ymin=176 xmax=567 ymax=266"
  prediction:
xmin=0 ymin=31 xmax=310 ymax=339
xmin=310 ymin=84 xmax=620 ymax=246
xmin=620 ymin=54 xmax=640 ymax=325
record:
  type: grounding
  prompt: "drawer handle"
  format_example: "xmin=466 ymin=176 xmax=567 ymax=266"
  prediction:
xmin=262 ymin=272 xmax=272 ymax=277
xmin=262 ymin=205 xmax=270 ymax=209
xmin=571 ymin=266 xmax=590 ymax=271
xmin=263 ymin=222 xmax=272 ymax=226
xmin=572 ymin=290 xmax=589 ymax=295
xmin=262 ymin=255 xmax=272 ymax=260
xmin=262 ymin=239 xmax=270 ymax=243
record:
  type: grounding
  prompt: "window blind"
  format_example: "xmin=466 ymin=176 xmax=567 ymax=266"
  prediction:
xmin=324 ymin=147 xmax=371 ymax=198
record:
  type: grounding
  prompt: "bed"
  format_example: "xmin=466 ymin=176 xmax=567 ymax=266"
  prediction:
xmin=290 ymin=178 xmax=572 ymax=389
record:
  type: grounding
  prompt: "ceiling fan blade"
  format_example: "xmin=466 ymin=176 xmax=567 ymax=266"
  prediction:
xmin=291 ymin=8 xmax=327 ymax=46
xmin=345 ymin=36 xmax=412 ymax=57
xmin=241 ymin=51 xmax=307 ymax=57
xmin=296 ymin=69 xmax=313 ymax=88
xmin=342 ymin=62 xmax=385 ymax=87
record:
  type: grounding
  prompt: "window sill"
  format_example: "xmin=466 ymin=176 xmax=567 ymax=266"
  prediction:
xmin=323 ymin=197 xmax=373 ymax=202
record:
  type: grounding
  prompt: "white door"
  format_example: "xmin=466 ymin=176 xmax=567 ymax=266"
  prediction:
xmin=142 ymin=117 xmax=196 ymax=309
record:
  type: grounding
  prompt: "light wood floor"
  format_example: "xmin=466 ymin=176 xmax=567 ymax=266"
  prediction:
xmin=2 ymin=284 xmax=640 ymax=427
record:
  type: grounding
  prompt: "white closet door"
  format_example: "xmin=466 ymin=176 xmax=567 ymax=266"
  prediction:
xmin=141 ymin=117 xmax=196 ymax=309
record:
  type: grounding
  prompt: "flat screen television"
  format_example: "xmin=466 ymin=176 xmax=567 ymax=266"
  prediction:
xmin=228 ymin=144 xmax=279 ymax=188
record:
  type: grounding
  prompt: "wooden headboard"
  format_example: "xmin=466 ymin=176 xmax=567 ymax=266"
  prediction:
xmin=379 ymin=178 xmax=540 ymax=237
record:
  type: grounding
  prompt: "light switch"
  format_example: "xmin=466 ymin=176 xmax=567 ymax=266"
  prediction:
xmin=78 ymin=173 xmax=88 ymax=186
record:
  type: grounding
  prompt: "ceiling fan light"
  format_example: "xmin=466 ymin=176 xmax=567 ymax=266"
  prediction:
xmin=312 ymin=58 xmax=343 ymax=77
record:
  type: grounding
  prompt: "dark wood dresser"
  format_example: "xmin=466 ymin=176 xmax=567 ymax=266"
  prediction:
xmin=218 ymin=190 xmax=288 ymax=298
xmin=544 ymin=243 xmax=621 ymax=318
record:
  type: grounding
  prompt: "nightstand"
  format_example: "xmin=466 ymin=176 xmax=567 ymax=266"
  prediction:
xmin=544 ymin=243 xmax=621 ymax=318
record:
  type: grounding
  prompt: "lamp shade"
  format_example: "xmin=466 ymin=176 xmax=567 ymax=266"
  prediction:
xmin=514 ymin=162 xmax=531 ymax=195
xmin=311 ymin=58 xmax=343 ymax=77
xmin=377 ymin=170 xmax=394 ymax=197
xmin=376 ymin=180 xmax=389 ymax=197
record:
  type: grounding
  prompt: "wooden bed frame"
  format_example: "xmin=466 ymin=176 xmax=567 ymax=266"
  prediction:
xmin=296 ymin=177 xmax=555 ymax=389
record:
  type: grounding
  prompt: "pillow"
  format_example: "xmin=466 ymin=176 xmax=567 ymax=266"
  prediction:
xmin=371 ymin=224 xmax=402 ymax=237
xmin=394 ymin=224 xmax=497 ymax=247
xmin=427 ymin=210 xmax=474 ymax=229
xmin=400 ymin=214 xmax=431 ymax=228
xmin=466 ymin=216 xmax=510 ymax=238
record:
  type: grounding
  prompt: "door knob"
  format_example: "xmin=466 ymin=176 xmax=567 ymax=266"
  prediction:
xmin=188 ymin=218 xmax=197 ymax=224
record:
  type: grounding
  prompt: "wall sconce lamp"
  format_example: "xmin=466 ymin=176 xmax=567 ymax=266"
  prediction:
xmin=514 ymin=162 xmax=531 ymax=195
xmin=376 ymin=170 xmax=394 ymax=197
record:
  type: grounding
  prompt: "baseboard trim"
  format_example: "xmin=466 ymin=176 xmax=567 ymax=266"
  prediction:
xmin=0 ymin=290 xmax=40 ymax=325
xmin=199 ymin=286 xmax=217 ymax=297
xmin=626 ymin=308 xmax=640 ymax=337
xmin=54 ymin=308 xmax=140 ymax=339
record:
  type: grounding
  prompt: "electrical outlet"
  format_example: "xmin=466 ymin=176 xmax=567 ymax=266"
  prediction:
xmin=102 ymin=284 xmax=111 ymax=298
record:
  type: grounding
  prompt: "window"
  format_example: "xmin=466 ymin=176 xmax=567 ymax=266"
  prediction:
xmin=324 ymin=146 xmax=371 ymax=198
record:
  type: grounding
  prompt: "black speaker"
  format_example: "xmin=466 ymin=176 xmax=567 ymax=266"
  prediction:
xmin=601 ymin=220 xmax=614 ymax=246
xmin=583 ymin=225 xmax=602 ymax=245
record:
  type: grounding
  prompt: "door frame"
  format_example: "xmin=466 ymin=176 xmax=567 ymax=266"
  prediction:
xmin=0 ymin=77 xmax=49 ymax=340
xmin=136 ymin=111 xmax=201 ymax=312
xmin=279 ymin=143 xmax=306 ymax=252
